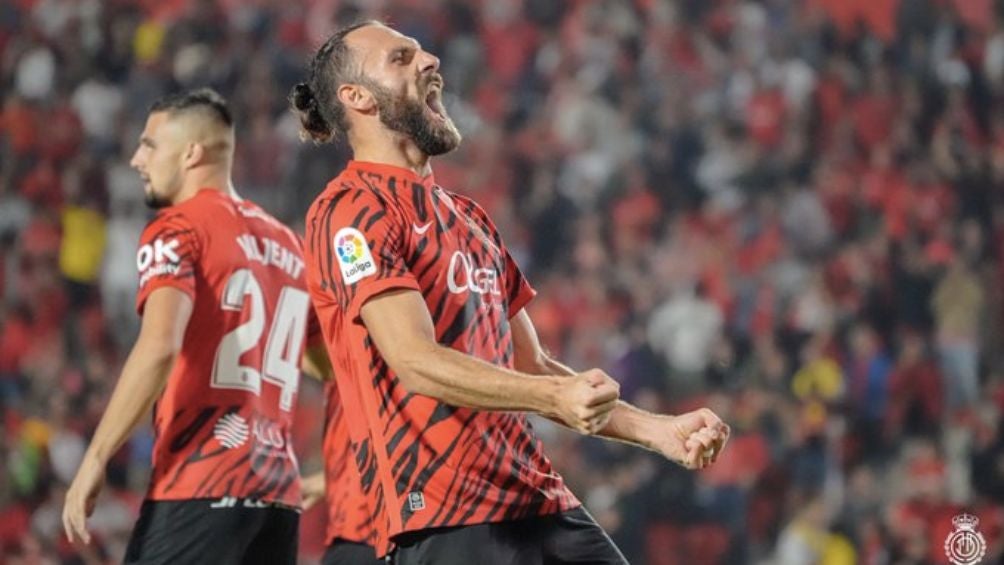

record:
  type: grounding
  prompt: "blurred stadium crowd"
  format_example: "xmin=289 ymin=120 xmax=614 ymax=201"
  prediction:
xmin=2 ymin=0 xmax=1004 ymax=563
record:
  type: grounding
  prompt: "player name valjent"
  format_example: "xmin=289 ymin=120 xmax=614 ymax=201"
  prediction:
xmin=235 ymin=234 xmax=305 ymax=279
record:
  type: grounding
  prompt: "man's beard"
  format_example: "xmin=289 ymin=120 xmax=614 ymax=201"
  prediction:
xmin=145 ymin=192 xmax=171 ymax=209
xmin=370 ymin=82 xmax=461 ymax=157
xmin=143 ymin=172 xmax=180 ymax=209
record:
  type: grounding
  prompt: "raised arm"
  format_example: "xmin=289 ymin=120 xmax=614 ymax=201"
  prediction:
xmin=510 ymin=308 xmax=730 ymax=469
xmin=63 ymin=287 xmax=193 ymax=544
xmin=359 ymin=288 xmax=619 ymax=434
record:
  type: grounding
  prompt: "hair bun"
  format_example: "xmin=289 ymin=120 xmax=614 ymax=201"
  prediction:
xmin=290 ymin=83 xmax=317 ymax=112
xmin=288 ymin=81 xmax=334 ymax=144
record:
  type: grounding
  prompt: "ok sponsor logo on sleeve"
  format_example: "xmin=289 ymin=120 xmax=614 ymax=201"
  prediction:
xmin=334 ymin=227 xmax=377 ymax=284
xmin=137 ymin=238 xmax=181 ymax=287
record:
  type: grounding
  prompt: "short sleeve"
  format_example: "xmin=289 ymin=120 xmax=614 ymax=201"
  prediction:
xmin=502 ymin=247 xmax=536 ymax=316
xmin=306 ymin=188 xmax=420 ymax=323
xmin=135 ymin=211 xmax=201 ymax=315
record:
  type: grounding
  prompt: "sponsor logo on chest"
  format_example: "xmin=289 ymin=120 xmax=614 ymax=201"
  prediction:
xmin=447 ymin=251 xmax=500 ymax=296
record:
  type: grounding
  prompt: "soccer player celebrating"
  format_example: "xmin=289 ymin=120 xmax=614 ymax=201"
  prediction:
xmin=292 ymin=22 xmax=730 ymax=563
xmin=63 ymin=89 xmax=313 ymax=564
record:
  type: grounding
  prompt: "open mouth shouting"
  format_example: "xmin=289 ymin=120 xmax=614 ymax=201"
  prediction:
xmin=424 ymin=81 xmax=447 ymax=122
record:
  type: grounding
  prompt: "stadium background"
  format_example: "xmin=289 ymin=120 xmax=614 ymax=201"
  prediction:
xmin=2 ymin=0 xmax=1004 ymax=563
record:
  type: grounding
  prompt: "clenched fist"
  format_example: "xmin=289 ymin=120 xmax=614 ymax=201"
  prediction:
xmin=649 ymin=408 xmax=730 ymax=470
xmin=550 ymin=369 xmax=620 ymax=435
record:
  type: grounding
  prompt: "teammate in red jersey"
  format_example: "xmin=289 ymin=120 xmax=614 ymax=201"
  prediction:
xmin=62 ymin=89 xmax=314 ymax=564
xmin=301 ymin=376 xmax=382 ymax=565
xmin=291 ymin=22 xmax=731 ymax=564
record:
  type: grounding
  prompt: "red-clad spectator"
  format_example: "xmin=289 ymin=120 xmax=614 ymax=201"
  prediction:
xmin=814 ymin=57 xmax=849 ymax=148
xmin=612 ymin=167 xmax=663 ymax=254
xmin=38 ymin=94 xmax=83 ymax=164
xmin=746 ymin=86 xmax=786 ymax=148
xmin=19 ymin=160 xmax=62 ymax=209
xmin=0 ymin=502 xmax=32 ymax=555
xmin=0 ymin=95 xmax=38 ymax=159
xmin=852 ymin=67 xmax=897 ymax=150
xmin=480 ymin=5 xmax=537 ymax=86
xmin=815 ymin=156 xmax=860 ymax=236
xmin=910 ymin=169 xmax=956 ymax=237
xmin=887 ymin=332 xmax=944 ymax=438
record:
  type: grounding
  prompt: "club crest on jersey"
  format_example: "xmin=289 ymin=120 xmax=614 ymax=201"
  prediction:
xmin=334 ymin=227 xmax=377 ymax=284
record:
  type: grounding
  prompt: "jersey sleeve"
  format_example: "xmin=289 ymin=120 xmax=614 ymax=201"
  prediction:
xmin=307 ymin=188 xmax=420 ymax=323
xmin=290 ymin=232 xmax=326 ymax=347
xmin=502 ymin=247 xmax=536 ymax=316
xmin=135 ymin=211 xmax=201 ymax=315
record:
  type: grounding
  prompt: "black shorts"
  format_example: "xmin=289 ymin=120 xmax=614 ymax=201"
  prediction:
xmin=390 ymin=507 xmax=628 ymax=565
xmin=123 ymin=499 xmax=299 ymax=565
xmin=322 ymin=540 xmax=384 ymax=565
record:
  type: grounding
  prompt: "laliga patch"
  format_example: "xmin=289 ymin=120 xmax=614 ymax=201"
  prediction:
xmin=334 ymin=227 xmax=377 ymax=284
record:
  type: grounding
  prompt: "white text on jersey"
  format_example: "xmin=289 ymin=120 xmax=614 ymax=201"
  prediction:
xmin=447 ymin=251 xmax=501 ymax=296
xmin=235 ymin=234 xmax=305 ymax=279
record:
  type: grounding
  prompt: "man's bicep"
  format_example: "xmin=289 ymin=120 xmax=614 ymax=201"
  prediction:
xmin=359 ymin=289 xmax=437 ymax=366
xmin=135 ymin=286 xmax=194 ymax=355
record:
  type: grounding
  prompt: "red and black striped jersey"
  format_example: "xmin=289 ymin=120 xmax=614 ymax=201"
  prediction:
xmin=136 ymin=189 xmax=313 ymax=507
xmin=304 ymin=161 xmax=579 ymax=557
xmin=322 ymin=378 xmax=373 ymax=546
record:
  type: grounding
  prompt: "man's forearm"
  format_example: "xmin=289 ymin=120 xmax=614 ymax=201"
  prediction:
xmin=82 ymin=346 xmax=174 ymax=466
xmin=395 ymin=342 xmax=564 ymax=414
xmin=532 ymin=353 xmax=662 ymax=449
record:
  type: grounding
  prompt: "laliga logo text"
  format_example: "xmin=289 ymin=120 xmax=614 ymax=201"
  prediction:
xmin=944 ymin=513 xmax=987 ymax=565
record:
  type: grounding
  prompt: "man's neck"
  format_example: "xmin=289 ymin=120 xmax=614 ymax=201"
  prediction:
xmin=350 ymin=129 xmax=432 ymax=178
xmin=173 ymin=171 xmax=236 ymax=205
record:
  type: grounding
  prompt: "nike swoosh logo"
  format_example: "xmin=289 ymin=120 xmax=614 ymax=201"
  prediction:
xmin=413 ymin=222 xmax=433 ymax=235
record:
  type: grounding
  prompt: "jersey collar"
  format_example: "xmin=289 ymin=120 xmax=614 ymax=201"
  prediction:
xmin=347 ymin=160 xmax=436 ymax=186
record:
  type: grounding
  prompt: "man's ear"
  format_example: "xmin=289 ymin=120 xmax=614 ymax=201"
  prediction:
xmin=338 ymin=83 xmax=376 ymax=114
xmin=182 ymin=142 xmax=205 ymax=170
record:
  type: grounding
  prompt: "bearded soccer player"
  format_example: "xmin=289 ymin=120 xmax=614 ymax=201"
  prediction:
xmin=62 ymin=89 xmax=314 ymax=564
xmin=293 ymin=22 xmax=731 ymax=563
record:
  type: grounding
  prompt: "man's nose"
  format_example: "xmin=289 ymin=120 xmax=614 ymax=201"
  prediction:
xmin=417 ymin=50 xmax=440 ymax=75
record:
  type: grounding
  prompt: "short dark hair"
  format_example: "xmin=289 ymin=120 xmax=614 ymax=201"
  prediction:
xmin=150 ymin=87 xmax=234 ymax=128
xmin=289 ymin=20 xmax=379 ymax=143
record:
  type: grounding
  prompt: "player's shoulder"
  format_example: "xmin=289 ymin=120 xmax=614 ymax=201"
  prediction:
xmin=444 ymin=190 xmax=497 ymax=228
xmin=146 ymin=190 xmax=235 ymax=232
xmin=442 ymin=189 xmax=486 ymax=214
xmin=235 ymin=197 xmax=300 ymax=242
xmin=307 ymin=173 xmax=398 ymax=227
xmin=141 ymin=205 xmax=198 ymax=239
